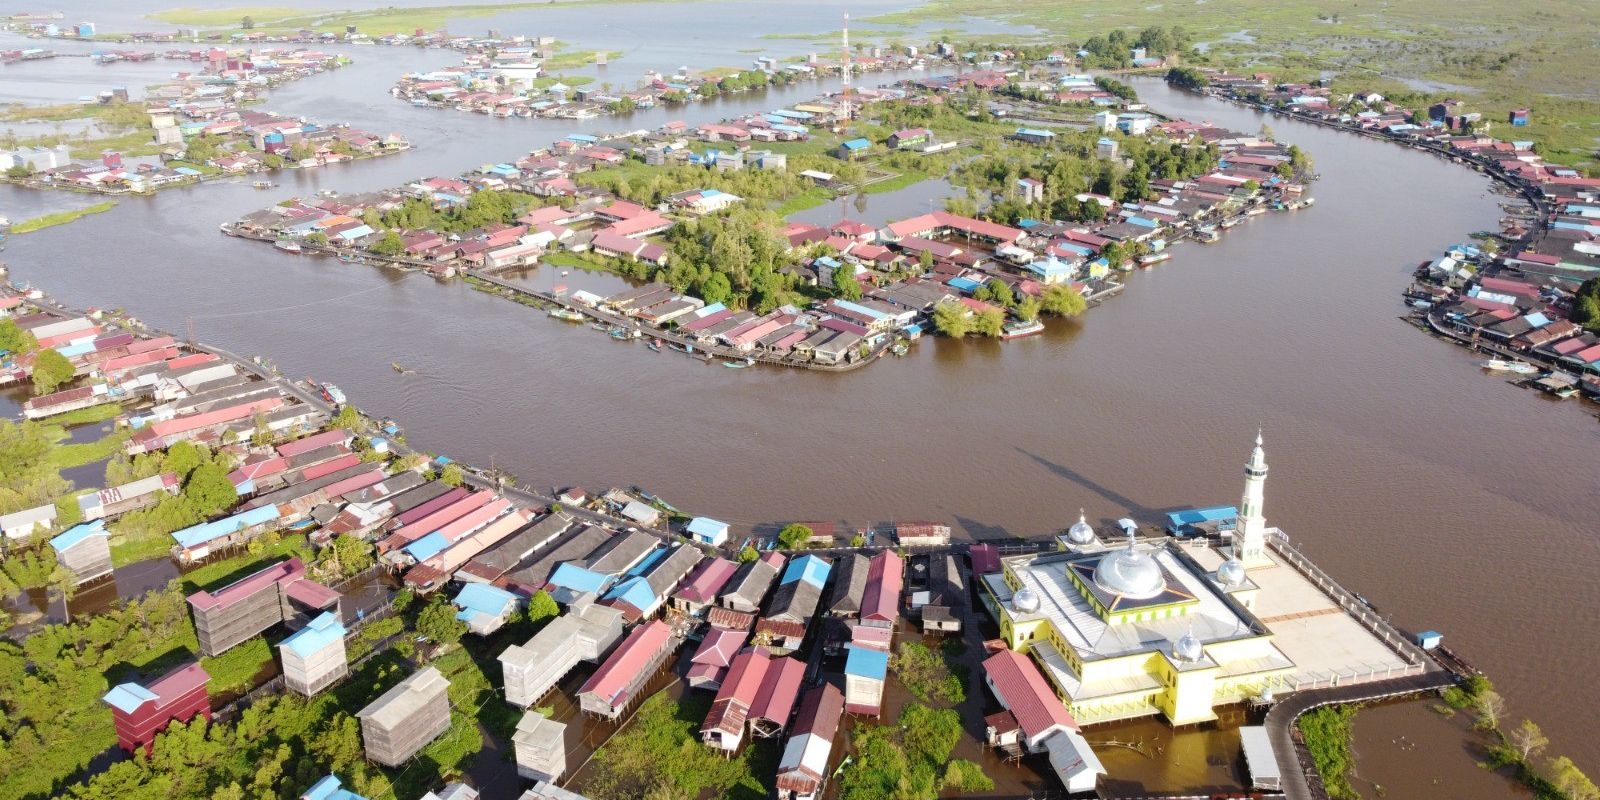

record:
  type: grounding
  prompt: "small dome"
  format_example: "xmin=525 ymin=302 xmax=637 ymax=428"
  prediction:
xmin=1092 ymin=545 xmax=1166 ymax=599
xmin=1217 ymin=558 xmax=1247 ymax=587
xmin=1173 ymin=630 xmax=1204 ymax=663
xmin=1066 ymin=511 xmax=1096 ymax=545
xmin=1012 ymin=588 xmax=1041 ymax=614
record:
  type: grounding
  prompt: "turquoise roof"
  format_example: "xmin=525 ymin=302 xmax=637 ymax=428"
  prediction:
xmin=280 ymin=612 xmax=346 ymax=658
xmin=303 ymin=775 xmax=368 ymax=800
xmin=686 ymin=517 xmax=728 ymax=542
xmin=548 ymin=563 xmax=613 ymax=594
xmin=781 ymin=554 xmax=831 ymax=588
xmin=103 ymin=682 xmax=159 ymax=714
xmin=844 ymin=645 xmax=889 ymax=680
xmin=841 ymin=138 xmax=871 ymax=150
xmin=172 ymin=504 xmax=281 ymax=549
xmin=601 ymin=575 xmax=657 ymax=611
xmin=50 ymin=520 xmax=107 ymax=553
xmin=454 ymin=583 xmax=518 ymax=618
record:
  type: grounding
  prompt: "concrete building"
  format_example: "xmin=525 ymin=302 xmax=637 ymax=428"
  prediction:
xmin=50 ymin=520 xmax=113 ymax=584
xmin=513 ymin=711 xmax=568 ymax=781
xmin=358 ymin=666 xmax=452 ymax=766
xmin=188 ymin=557 xmax=342 ymax=656
xmin=279 ymin=612 xmax=348 ymax=696
xmin=500 ymin=601 xmax=625 ymax=707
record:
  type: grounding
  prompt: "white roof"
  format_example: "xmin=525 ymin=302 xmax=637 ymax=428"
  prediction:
xmin=1239 ymin=726 xmax=1280 ymax=782
xmin=1043 ymin=728 xmax=1105 ymax=788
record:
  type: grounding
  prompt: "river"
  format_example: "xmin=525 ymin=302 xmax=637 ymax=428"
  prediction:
xmin=1 ymin=1 xmax=1596 ymax=779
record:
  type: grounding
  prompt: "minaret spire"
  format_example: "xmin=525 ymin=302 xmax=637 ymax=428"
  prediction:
xmin=1236 ymin=429 xmax=1271 ymax=565
xmin=841 ymin=11 xmax=851 ymax=89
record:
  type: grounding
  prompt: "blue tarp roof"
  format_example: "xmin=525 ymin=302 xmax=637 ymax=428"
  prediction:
xmin=844 ymin=645 xmax=889 ymax=680
xmin=781 ymin=554 xmax=831 ymax=588
xmin=280 ymin=612 xmax=346 ymax=658
xmin=102 ymin=682 xmax=159 ymax=714
xmin=50 ymin=520 xmax=107 ymax=553
xmin=1165 ymin=506 xmax=1238 ymax=531
xmin=403 ymin=531 xmax=451 ymax=562
xmin=566 ymin=133 xmax=598 ymax=143
xmin=454 ymin=583 xmax=518 ymax=619
xmin=172 ymin=504 xmax=280 ymax=549
xmin=548 ymin=563 xmax=613 ymax=594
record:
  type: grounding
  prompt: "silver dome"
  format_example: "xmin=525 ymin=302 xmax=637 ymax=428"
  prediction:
xmin=1172 ymin=629 xmax=1204 ymax=663
xmin=1217 ymin=558 xmax=1247 ymax=587
xmin=1012 ymin=587 xmax=1041 ymax=614
xmin=1092 ymin=545 xmax=1166 ymax=599
xmin=1067 ymin=511 xmax=1096 ymax=545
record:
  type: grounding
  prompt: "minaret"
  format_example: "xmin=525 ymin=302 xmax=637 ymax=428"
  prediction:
xmin=1236 ymin=429 xmax=1271 ymax=565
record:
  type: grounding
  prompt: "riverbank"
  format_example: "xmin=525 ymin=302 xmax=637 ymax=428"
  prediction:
xmin=7 ymin=200 xmax=116 ymax=232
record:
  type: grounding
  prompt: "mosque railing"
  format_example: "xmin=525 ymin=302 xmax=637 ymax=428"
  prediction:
xmin=1267 ymin=538 xmax=1432 ymax=669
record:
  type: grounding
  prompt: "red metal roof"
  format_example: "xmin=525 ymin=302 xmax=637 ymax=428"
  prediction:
xmin=580 ymin=619 xmax=672 ymax=704
xmin=690 ymin=627 xmax=748 ymax=669
xmin=982 ymin=648 xmax=1078 ymax=740
xmin=187 ymin=557 xmax=303 ymax=612
xmin=276 ymin=428 xmax=350 ymax=457
xmin=861 ymin=551 xmax=903 ymax=622
xmin=676 ymin=557 xmax=739 ymax=604
xmin=749 ymin=655 xmax=805 ymax=726
xmin=969 ymin=543 xmax=1001 ymax=575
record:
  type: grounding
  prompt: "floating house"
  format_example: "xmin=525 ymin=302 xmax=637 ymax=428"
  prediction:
xmin=103 ymin=661 xmax=211 ymax=753
xmin=358 ymin=666 xmax=452 ymax=766
xmin=500 ymin=601 xmax=626 ymax=707
xmin=757 ymin=554 xmax=831 ymax=654
xmin=687 ymin=626 xmax=749 ymax=690
xmin=671 ymin=556 xmax=739 ymax=617
xmin=909 ymin=553 xmax=966 ymax=634
xmin=77 ymin=472 xmax=180 ymax=521
xmin=513 ymin=711 xmax=568 ymax=782
xmin=50 ymin=520 xmax=113 ymax=584
xmin=721 ymin=551 xmax=785 ymax=614
xmin=849 ymin=550 xmax=903 ymax=651
xmin=279 ymin=611 xmax=348 ymax=696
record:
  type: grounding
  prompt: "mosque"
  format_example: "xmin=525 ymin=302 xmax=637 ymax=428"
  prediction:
xmin=981 ymin=432 xmax=1300 ymax=726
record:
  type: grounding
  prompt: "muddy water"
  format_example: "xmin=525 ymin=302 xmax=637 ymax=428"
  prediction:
xmin=0 ymin=0 xmax=1595 ymax=777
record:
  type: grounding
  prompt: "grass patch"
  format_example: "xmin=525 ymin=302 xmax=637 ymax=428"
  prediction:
xmin=10 ymin=201 xmax=118 ymax=234
xmin=47 ymin=427 xmax=130 ymax=470
xmin=891 ymin=640 xmax=967 ymax=705
xmin=773 ymin=186 xmax=834 ymax=216
xmin=200 ymin=634 xmax=275 ymax=694
xmin=146 ymin=5 xmax=308 ymax=27
xmin=861 ymin=170 xmax=930 ymax=194
xmin=582 ymin=690 xmax=778 ymax=800
xmin=1300 ymin=704 xmax=1360 ymax=800
xmin=38 ymin=403 xmax=122 ymax=427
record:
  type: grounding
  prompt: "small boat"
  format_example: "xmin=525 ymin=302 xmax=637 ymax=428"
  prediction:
xmin=646 ymin=340 xmax=661 ymax=352
xmin=548 ymin=307 xmax=585 ymax=322
xmin=1480 ymin=359 xmax=1538 ymax=375
xmin=1138 ymin=252 xmax=1171 ymax=267
xmin=339 ymin=254 xmax=360 ymax=264
xmin=1220 ymin=217 xmax=1243 ymax=229
xmin=589 ymin=321 xmax=611 ymax=332
xmin=252 ymin=180 xmax=274 ymax=189
xmin=319 ymin=382 xmax=346 ymax=405
xmin=1000 ymin=319 xmax=1045 ymax=340
xmin=391 ymin=362 xmax=415 ymax=375
xmin=1245 ymin=206 xmax=1267 ymax=217
xmin=274 ymin=240 xmax=302 ymax=254
xmin=609 ymin=328 xmax=630 ymax=340
xmin=724 ymin=357 xmax=755 ymax=369
xmin=890 ymin=343 xmax=909 ymax=356
xmin=669 ymin=343 xmax=693 ymax=354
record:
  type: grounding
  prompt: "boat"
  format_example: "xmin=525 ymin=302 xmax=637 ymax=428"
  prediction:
xmin=252 ymin=180 xmax=274 ymax=189
xmin=1000 ymin=319 xmax=1045 ymax=340
xmin=548 ymin=307 xmax=585 ymax=322
xmin=609 ymin=328 xmax=630 ymax=340
xmin=1245 ymin=207 xmax=1267 ymax=217
xmin=1196 ymin=227 xmax=1220 ymax=243
xmin=338 ymin=254 xmax=360 ymax=264
xmin=274 ymin=240 xmax=302 ymax=254
xmin=1290 ymin=197 xmax=1315 ymax=210
xmin=646 ymin=340 xmax=661 ymax=352
xmin=1138 ymin=252 xmax=1171 ymax=267
xmin=890 ymin=343 xmax=909 ymax=356
xmin=724 ymin=357 xmax=755 ymax=369
xmin=589 ymin=321 xmax=611 ymax=332
xmin=669 ymin=343 xmax=693 ymax=354
xmin=1480 ymin=359 xmax=1538 ymax=374
xmin=319 ymin=382 xmax=347 ymax=405
xmin=391 ymin=362 xmax=415 ymax=375
xmin=1220 ymin=217 xmax=1243 ymax=229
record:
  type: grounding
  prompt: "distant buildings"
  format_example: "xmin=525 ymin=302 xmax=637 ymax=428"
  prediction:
xmin=357 ymin=666 xmax=452 ymax=766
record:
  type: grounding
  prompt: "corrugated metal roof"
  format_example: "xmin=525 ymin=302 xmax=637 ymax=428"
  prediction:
xmin=982 ymin=648 xmax=1078 ymax=740
xmin=280 ymin=612 xmax=346 ymax=658
xmin=843 ymin=645 xmax=888 ymax=680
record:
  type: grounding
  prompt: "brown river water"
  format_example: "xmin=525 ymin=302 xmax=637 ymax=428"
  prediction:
xmin=1 ymin=10 xmax=1596 ymax=787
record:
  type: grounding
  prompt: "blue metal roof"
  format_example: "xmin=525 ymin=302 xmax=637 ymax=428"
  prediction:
xmin=841 ymin=138 xmax=871 ymax=150
xmin=686 ymin=517 xmax=729 ymax=541
xmin=454 ymin=583 xmax=518 ymax=618
xmin=1165 ymin=506 xmax=1238 ymax=531
xmin=832 ymin=299 xmax=888 ymax=320
xmin=601 ymin=576 xmax=657 ymax=611
xmin=303 ymin=775 xmax=369 ymax=800
xmin=50 ymin=520 xmax=108 ymax=553
xmin=280 ymin=612 xmax=346 ymax=658
xmin=548 ymin=563 xmax=613 ymax=594
xmin=947 ymin=276 xmax=981 ymax=292
xmin=624 ymin=546 xmax=667 ymax=577
xmin=1015 ymin=127 xmax=1055 ymax=138
xmin=403 ymin=531 xmax=451 ymax=562
xmin=844 ymin=645 xmax=889 ymax=680
xmin=781 ymin=554 xmax=831 ymax=588
xmin=103 ymin=682 xmax=158 ymax=714
xmin=172 ymin=504 xmax=281 ymax=549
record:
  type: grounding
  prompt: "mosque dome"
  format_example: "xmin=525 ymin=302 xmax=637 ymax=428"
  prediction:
xmin=1066 ymin=511 xmax=1096 ymax=545
xmin=1173 ymin=630 xmax=1204 ymax=663
xmin=1092 ymin=544 xmax=1166 ymax=599
xmin=1217 ymin=558 xmax=1247 ymax=587
xmin=1012 ymin=588 xmax=1041 ymax=614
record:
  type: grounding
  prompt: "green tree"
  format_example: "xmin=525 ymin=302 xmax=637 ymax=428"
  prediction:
xmin=440 ymin=463 xmax=465 ymax=487
xmin=241 ymin=15 xmax=255 ymax=29
xmin=416 ymin=596 xmax=467 ymax=647
xmin=1042 ymin=284 xmax=1088 ymax=317
xmin=30 ymin=348 xmax=75 ymax=395
xmin=698 ymin=272 xmax=732 ymax=305
xmin=777 ymin=523 xmax=813 ymax=550
xmin=972 ymin=307 xmax=1005 ymax=337
xmin=1570 ymin=278 xmax=1600 ymax=332
xmin=183 ymin=461 xmax=237 ymax=517
xmin=738 ymin=544 xmax=759 ymax=563
xmin=526 ymin=590 xmax=560 ymax=626
xmin=834 ymin=266 xmax=862 ymax=301
xmin=1014 ymin=295 xmax=1042 ymax=321
xmin=931 ymin=301 xmax=972 ymax=337
xmin=325 ymin=534 xmax=374 ymax=579
xmin=369 ymin=231 xmax=406 ymax=257
xmin=0 ymin=319 xmax=37 ymax=354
